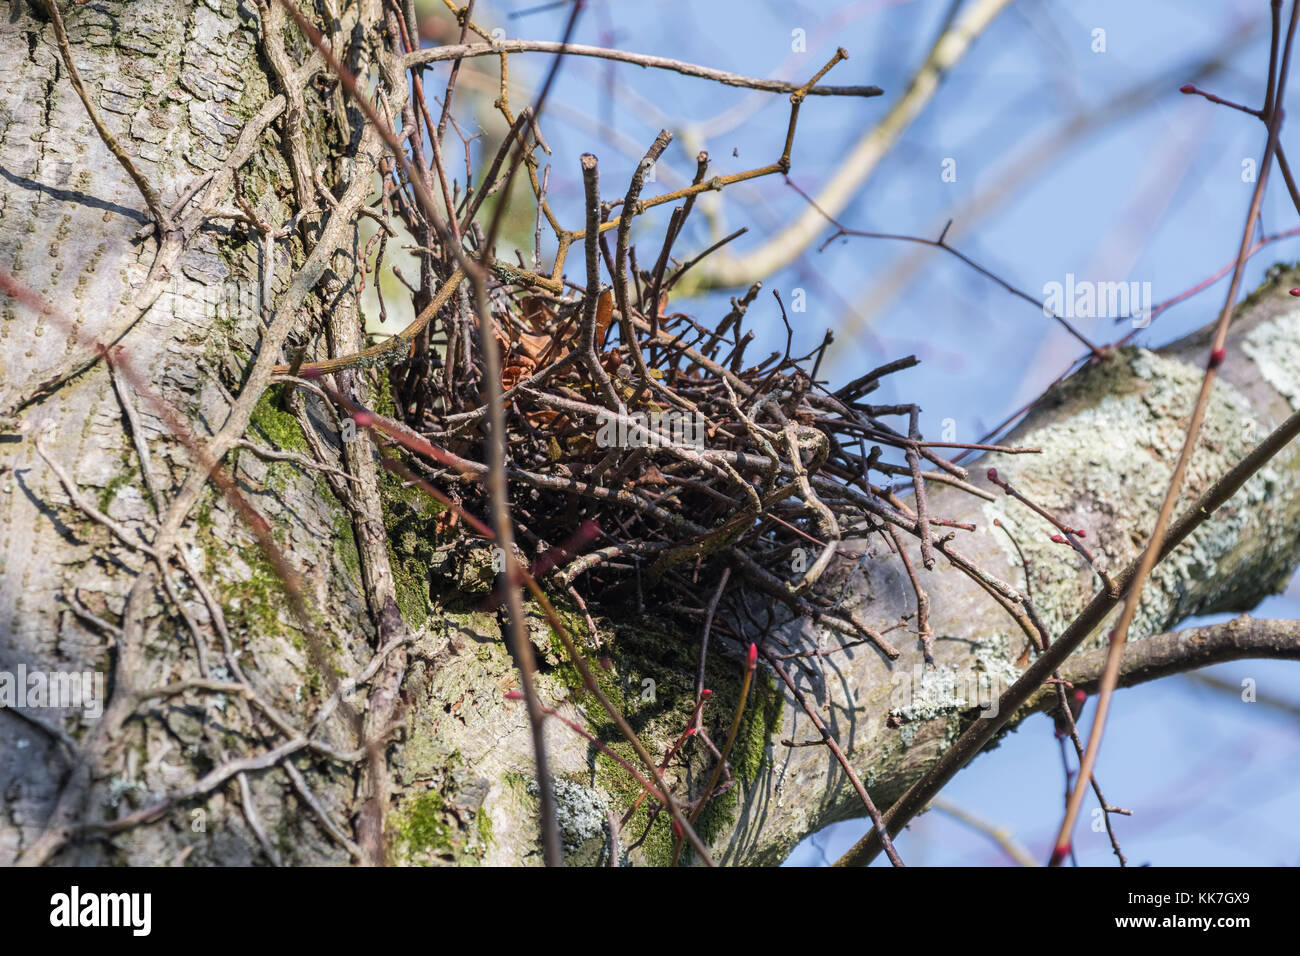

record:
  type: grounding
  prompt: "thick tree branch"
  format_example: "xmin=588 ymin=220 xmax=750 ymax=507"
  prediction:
xmin=1050 ymin=615 xmax=1300 ymax=701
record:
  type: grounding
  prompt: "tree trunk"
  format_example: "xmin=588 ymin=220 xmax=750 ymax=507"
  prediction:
xmin=3 ymin=0 xmax=1300 ymax=867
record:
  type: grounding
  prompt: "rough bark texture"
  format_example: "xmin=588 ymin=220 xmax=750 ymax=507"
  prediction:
xmin=2 ymin=0 xmax=1299 ymax=867
xmin=0 ymin=0 xmax=378 ymax=865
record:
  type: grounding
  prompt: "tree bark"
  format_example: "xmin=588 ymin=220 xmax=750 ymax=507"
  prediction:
xmin=2 ymin=0 xmax=1300 ymax=867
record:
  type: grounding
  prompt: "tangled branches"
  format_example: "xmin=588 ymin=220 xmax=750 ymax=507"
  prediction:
xmin=251 ymin=0 xmax=1065 ymax=864
xmin=291 ymin=87 xmax=1042 ymax=677
xmin=252 ymin=10 xmax=1018 ymax=666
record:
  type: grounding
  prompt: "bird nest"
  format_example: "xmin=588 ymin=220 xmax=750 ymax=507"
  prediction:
xmin=370 ymin=252 xmax=993 ymax=667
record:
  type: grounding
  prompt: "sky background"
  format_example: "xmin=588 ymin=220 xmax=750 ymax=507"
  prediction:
xmin=414 ymin=0 xmax=1300 ymax=866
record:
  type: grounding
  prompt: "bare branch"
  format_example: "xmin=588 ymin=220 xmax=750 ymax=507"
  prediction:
xmin=406 ymin=41 xmax=882 ymax=98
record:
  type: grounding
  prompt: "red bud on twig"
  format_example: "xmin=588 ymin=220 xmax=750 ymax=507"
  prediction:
xmin=1054 ymin=687 xmax=1087 ymax=737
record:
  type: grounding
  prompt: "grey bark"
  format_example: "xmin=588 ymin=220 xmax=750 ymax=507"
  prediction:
xmin=2 ymin=0 xmax=1299 ymax=868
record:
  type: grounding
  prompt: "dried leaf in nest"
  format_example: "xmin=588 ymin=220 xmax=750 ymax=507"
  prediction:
xmin=520 ymin=296 xmax=552 ymax=335
xmin=496 ymin=321 xmax=565 ymax=430
xmin=635 ymin=464 xmax=668 ymax=487
xmin=514 ymin=291 xmax=612 ymax=378
xmin=500 ymin=355 xmax=535 ymax=392
xmin=496 ymin=325 xmax=551 ymax=392
xmin=595 ymin=289 xmax=613 ymax=348
xmin=526 ymin=407 xmax=563 ymax=432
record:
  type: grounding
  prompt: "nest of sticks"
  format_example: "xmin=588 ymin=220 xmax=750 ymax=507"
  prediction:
xmin=276 ymin=45 xmax=1015 ymax=665
xmin=377 ymin=234 xmax=999 ymax=665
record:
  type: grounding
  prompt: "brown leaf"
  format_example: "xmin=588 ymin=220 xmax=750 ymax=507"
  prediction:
xmin=518 ymin=328 xmax=552 ymax=363
xmin=521 ymin=296 xmax=552 ymax=335
xmin=635 ymin=464 xmax=667 ymax=486
xmin=524 ymin=408 xmax=561 ymax=431
xmin=596 ymin=289 xmax=614 ymax=348
xmin=495 ymin=326 xmax=546 ymax=392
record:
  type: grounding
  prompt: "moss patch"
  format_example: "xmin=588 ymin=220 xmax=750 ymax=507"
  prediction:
xmin=388 ymin=768 xmax=494 ymax=865
xmin=390 ymin=790 xmax=455 ymax=863
xmin=249 ymin=390 xmax=306 ymax=452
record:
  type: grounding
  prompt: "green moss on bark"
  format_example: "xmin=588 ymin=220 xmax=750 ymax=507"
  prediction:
xmin=388 ymin=762 xmax=496 ymax=865
xmin=390 ymin=790 xmax=454 ymax=862
xmin=249 ymin=390 xmax=306 ymax=452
